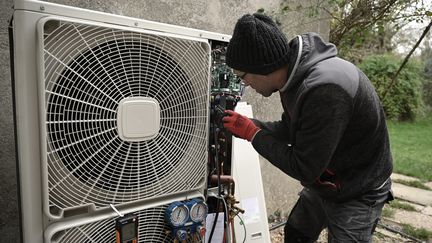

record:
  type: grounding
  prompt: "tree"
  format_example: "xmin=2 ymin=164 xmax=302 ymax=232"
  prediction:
xmin=421 ymin=32 xmax=432 ymax=108
xmin=359 ymin=54 xmax=424 ymax=120
xmin=258 ymin=0 xmax=431 ymax=62
xmin=420 ymin=31 xmax=432 ymax=65
xmin=325 ymin=0 xmax=431 ymax=61
xmin=258 ymin=0 xmax=432 ymax=118
xmin=383 ymin=20 xmax=432 ymax=99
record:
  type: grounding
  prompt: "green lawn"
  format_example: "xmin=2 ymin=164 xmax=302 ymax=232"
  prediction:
xmin=387 ymin=114 xmax=432 ymax=181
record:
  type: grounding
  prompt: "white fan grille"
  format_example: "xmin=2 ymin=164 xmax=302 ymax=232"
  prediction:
xmin=40 ymin=19 xmax=210 ymax=215
xmin=52 ymin=205 xmax=199 ymax=242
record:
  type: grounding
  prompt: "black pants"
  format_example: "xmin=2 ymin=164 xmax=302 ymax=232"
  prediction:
xmin=284 ymin=188 xmax=387 ymax=243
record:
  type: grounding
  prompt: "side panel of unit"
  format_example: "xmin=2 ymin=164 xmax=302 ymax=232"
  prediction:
xmin=232 ymin=102 xmax=271 ymax=243
xmin=13 ymin=10 xmax=46 ymax=243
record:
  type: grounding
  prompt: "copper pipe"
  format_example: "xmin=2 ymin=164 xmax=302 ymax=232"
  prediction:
xmin=210 ymin=174 xmax=234 ymax=185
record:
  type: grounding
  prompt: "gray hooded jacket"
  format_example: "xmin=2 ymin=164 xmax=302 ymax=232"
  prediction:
xmin=252 ymin=33 xmax=393 ymax=202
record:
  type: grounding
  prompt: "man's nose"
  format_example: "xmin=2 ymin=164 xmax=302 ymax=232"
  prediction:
xmin=241 ymin=80 xmax=250 ymax=87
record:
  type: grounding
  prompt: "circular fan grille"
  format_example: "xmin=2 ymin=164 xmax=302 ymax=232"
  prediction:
xmin=42 ymin=20 xmax=209 ymax=214
xmin=53 ymin=204 xmax=199 ymax=243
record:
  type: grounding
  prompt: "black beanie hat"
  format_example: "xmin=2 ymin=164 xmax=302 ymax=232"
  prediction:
xmin=226 ymin=13 xmax=290 ymax=75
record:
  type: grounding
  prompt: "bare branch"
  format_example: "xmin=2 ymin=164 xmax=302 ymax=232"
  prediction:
xmin=382 ymin=20 xmax=432 ymax=99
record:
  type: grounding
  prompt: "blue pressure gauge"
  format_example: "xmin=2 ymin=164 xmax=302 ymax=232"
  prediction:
xmin=165 ymin=202 xmax=189 ymax=227
xmin=187 ymin=199 xmax=208 ymax=223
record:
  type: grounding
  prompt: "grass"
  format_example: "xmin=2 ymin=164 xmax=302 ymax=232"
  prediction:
xmin=401 ymin=223 xmax=432 ymax=241
xmin=393 ymin=179 xmax=431 ymax=190
xmin=387 ymin=114 xmax=432 ymax=181
xmin=388 ymin=199 xmax=417 ymax=211
xmin=381 ymin=206 xmax=395 ymax=218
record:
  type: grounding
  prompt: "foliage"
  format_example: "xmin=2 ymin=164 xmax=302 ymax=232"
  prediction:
xmin=425 ymin=58 xmax=432 ymax=79
xmin=359 ymin=54 xmax=424 ymax=120
xmin=325 ymin=0 xmax=431 ymax=62
xmin=258 ymin=1 xmax=431 ymax=62
xmin=258 ymin=1 xmax=432 ymax=114
xmin=424 ymin=61 xmax=432 ymax=108
xmin=422 ymin=36 xmax=432 ymax=108
xmin=420 ymin=33 xmax=432 ymax=64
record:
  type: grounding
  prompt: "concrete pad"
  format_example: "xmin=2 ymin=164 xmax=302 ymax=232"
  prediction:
xmin=392 ymin=182 xmax=432 ymax=206
xmin=400 ymin=200 xmax=425 ymax=212
xmin=392 ymin=209 xmax=432 ymax=231
xmin=375 ymin=227 xmax=406 ymax=242
xmin=391 ymin=173 xmax=420 ymax=182
xmin=425 ymin=181 xmax=432 ymax=189
xmin=422 ymin=206 xmax=432 ymax=216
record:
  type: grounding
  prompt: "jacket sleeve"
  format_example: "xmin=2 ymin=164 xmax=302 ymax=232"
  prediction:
xmin=251 ymin=112 xmax=290 ymax=142
xmin=251 ymin=84 xmax=353 ymax=183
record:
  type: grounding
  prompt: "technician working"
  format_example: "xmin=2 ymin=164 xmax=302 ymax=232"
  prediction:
xmin=222 ymin=13 xmax=393 ymax=242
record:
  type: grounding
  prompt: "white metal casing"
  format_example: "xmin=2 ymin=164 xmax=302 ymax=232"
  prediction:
xmin=232 ymin=103 xmax=271 ymax=243
xmin=12 ymin=0 xmax=231 ymax=242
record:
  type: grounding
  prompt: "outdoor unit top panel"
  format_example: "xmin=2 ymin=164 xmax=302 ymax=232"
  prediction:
xmin=15 ymin=0 xmax=231 ymax=42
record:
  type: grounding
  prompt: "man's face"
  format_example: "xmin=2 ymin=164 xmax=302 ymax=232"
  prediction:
xmin=234 ymin=70 xmax=278 ymax=97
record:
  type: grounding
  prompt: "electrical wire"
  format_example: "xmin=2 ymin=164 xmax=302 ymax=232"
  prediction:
xmin=208 ymin=198 xmax=220 ymax=242
xmin=208 ymin=96 xmax=236 ymax=243
xmin=208 ymin=127 xmax=222 ymax=243
xmin=230 ymin=221 xmax=236 ymax=243
xmin=208 ymin=193 xmax=230 ymax=243
xmin=220 ymin=195 xmax=231 ymax=243
xmin=236 ymin=214 xmax=247 ymax=243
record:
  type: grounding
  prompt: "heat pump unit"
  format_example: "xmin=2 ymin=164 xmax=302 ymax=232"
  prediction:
xmin=11 ymin=0 xmax=231 ymax=242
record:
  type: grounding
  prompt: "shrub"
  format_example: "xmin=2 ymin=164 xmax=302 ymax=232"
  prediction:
xmin=423 ymin=58 xmax=432 ymax=109
xmin=359 ymin=54 xmax=424 ymax=120
xmin=423 ymin=80 xmax=432 ymax=111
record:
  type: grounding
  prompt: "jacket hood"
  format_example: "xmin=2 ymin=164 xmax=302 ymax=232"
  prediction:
xmin=280 ymin=32 xmax=338 ymax=92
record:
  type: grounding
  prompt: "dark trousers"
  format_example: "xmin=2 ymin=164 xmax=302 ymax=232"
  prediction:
xmin=284 ymin=188 xmax=386 ymax=243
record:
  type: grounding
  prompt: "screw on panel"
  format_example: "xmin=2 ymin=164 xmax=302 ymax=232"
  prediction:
xmin=134 ymin=22 xmax=138 ymax=26
xmin=40 ymin=5 xmax=45 ymax=11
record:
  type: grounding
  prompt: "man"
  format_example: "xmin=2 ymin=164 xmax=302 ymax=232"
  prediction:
xmin=223 ymin=13 xmax=393 ymax=242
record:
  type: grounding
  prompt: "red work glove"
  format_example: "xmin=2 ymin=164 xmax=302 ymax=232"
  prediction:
xmin=222 ymin=110 xmax=260 ymax=142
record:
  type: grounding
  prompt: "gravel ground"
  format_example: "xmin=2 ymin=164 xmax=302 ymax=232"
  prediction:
xmin=269 ymin=225 xmax=327 ymax=243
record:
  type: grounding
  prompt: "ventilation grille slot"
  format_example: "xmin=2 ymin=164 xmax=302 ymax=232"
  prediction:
xmin=51 ymin=205 xmax=199 ymax=242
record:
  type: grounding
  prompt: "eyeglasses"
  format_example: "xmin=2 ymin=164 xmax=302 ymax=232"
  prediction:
xmin=236 ymin=71 xmax=248 ymax=85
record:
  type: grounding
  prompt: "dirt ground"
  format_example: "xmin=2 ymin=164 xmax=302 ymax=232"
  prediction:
xmin=269 ymin=226 xmax=413 ymax=243
xmin=267 ymin=174 xmax=432 ymax=243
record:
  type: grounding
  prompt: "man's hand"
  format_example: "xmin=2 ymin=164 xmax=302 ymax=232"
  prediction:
xmin=222 ymin=110 xmax=260 ymax=142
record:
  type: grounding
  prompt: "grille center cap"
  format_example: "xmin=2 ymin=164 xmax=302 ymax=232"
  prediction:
xmin=117 ymin=97 xmax=160 ymax=141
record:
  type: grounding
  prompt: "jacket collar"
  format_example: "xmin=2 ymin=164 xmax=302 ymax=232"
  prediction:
xmin=280 ymin=35 xmax=302 ymax=93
